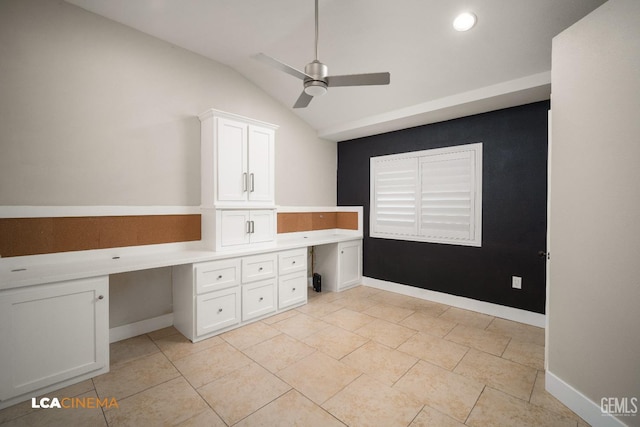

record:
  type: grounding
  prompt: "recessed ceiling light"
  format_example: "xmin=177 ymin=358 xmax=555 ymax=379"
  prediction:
xmin=453 ymin=12 xmax=477 ymax=32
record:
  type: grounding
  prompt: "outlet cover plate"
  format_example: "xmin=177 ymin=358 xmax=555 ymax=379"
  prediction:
xmin=512 ymin=276 xmax=522 ymax=289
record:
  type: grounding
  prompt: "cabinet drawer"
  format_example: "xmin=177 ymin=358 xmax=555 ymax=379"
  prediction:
xmin=278 ymin=271 xmax=307 ymax=309
xmin=242 ymin=253 xmax=277 ymax=283
xmin=242 ymin=279 xmax=276 ymax=321
xmin=278 ymin=248 xmax=307 ymax=275
xmin=196 ymin=287 xmax=241 ymax=336
xmin=195 ymin=259 xmax=241 ymax=294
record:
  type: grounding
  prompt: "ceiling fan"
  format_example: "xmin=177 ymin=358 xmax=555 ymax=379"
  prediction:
xmin=253 ymin=0 xmax=391 ymax=108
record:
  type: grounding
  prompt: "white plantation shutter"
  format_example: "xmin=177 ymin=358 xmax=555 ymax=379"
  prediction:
xmin=370 ymin=143 xmax=482 ymax=246
xmin=419 ymin=150 xmax=476 ymax=241
xmin=371 ymin=157 xmax=418 ymax=236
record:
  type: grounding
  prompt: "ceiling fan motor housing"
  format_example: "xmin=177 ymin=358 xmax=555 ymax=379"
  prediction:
xmin=304 ymin=60 xmax=328 ymax=95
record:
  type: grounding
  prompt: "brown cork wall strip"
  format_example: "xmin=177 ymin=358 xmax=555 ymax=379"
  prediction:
xmin=277 ymin=211 xmax=359 ymax=233
xmin=0 ymin=214 xmax=201 ymax=258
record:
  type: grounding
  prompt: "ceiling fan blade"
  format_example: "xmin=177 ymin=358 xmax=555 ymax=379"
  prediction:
xmin=252 ymin=53 xmax=311 ymax=81
xmin=293 ymin=91 xmax=314 ymax=108
xmin=327 ymin=72 xmax=390 ymax=87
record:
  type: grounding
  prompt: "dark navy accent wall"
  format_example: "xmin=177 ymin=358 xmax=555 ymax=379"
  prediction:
xmin=337 ymin=101 xmax=549 ymax=313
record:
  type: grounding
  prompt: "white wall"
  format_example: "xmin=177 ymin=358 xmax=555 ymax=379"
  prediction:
xmin=0 ymin=0 xmax=336 ymax=328
xmin=0 ymin=0 xmax=336 ymax=207
xmin=549 ymin=0 xmax=640 ymax=425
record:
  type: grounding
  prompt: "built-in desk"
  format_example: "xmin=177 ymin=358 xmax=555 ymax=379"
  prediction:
xmin=0 ymin=230 xmax=362 ymax=409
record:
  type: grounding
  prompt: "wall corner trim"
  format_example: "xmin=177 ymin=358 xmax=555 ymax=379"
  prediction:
xmin=362 ymin=276 xmax=545 ymax=328
xmin=545 ymin=371 xmax=629 ymax=427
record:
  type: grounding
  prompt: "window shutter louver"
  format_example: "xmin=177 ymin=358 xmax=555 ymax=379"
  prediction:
xmin=371 ymin=157 xmax=418 ymax=236
xmin=370 ymin=143 xmax=482 ymax=247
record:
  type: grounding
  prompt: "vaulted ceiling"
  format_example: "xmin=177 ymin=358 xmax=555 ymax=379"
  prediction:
xmin=66 ymin=0 xmax=606 ymax=141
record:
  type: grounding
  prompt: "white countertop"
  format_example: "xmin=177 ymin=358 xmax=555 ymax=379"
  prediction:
xmin=0 ymin=231 xmax=362 ymax=290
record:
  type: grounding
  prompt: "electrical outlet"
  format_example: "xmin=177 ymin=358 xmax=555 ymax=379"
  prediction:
xmin=512 ymin=276 xmax=522 ymax=289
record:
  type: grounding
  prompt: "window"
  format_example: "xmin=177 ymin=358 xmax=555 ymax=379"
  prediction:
xmin=370 ymin=143 xmax=482 ymax=247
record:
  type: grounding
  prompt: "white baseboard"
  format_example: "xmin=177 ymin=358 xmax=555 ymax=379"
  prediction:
xmin=109 ymin=313 xmax=174 ymax=343
xmin=546 ymin=371 xmax=629 ymax=427
xmin=362 ymin=276 xmax=545 ymax=328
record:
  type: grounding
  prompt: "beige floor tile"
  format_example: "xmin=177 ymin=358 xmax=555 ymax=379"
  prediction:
xmin=260 ymin=308 xmax=299 ymax=324
xmin=363 ymin=302 xmax=415 ymax=323
xmin=403 ymin=298 xmax=450 ymax=317
xmin=332 ymin=295 xmax=380 ymax=312
xmin=220 ymin=320 xmax=281 ymax=350
xmin=323 ymin=374 xmax=423 ymax=427
xmin=154 ymin=332 xmax=224 ymax=362
xmin=48 ymin=379 xmax=96 ymax=401
xmin=295 ymin=300 xmax=343 ymax=318
xmin=147 ymin=326 xmax=180 ymax=341
xmin=445 ymin=324 xmax=511 ymax=356
xmin=368 ymin=290 xmax=418 ymax=307
xmin=198 ymin=362 xmax=291 ymax=425
xmin=109 ymin=334 xmax=160 ymax=368
xmin=439 ymin=307 xmax=495 ymax=329
xmin=398 ymin=332 xmax=469 ymax=370
xmin=173 ymin=342 xmax=253 ymax=388
xmin=530 ymin=371 xmax=586 ymax=423
xmin=400 ymin=311 xmax=458 ymax=337
xmin=93 ymin=352 xmax=180 ymax=400
xmin=302 ymin=325 xmax=369 ymax=359
xmin=0 ymin=390 xmax=107 ymax=427
xmin=176 ymin=408 xmax=226 ymax=427
xmin=278 ymin=351 xmax=361 ymax=405
xmin=339 ymin=285 xmax=381 ymax=298
xmin=486 ymin=317 xmax=545 ymax=346
xmin=103 ymin=377 xmax=210 ymax=427
xmin=466 ymin=387 xmax=577 ymax=427
xmin=409 ymin=404 xmax=467 ymax=427
xmin=271 ymin=312 xmax=332 ymax=340
xmin=242 ymin=333 xmax=316 ymax=373
xmin=454 ymin=348 xmax=537 ymax=401
xmin=342 ymin=340 xmax=418 ymax=386
xmin=0 ymin=399 xmax=38 ymax=425
xmin=321 ymin=308 xmax=376 ymax=331
xmin=311 ymin=290 xmax=346 ymax=303
xmin=235 ymin=389 xmax=346 ymax=427
xmin=395 ymin=360 xmax=484 ymax=422
xmin=502 ymin=339 xmax=545 ymax=370
xmin=355 ymin=317 xmax=417 ymax=348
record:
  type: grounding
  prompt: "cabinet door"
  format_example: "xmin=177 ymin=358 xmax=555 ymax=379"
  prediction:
xmin=0 ymin=277 xmax=109 ymax=401
xmin=278 ymin=271 xmax=307 ymax=309
xmin=249 ymin=210 xmax=275 ymax=244
xmin=247 ymin=126 xmax=274 ymax=203
xmin=196 ymin=287 xmax=241 ymax=336
xmin=242 ymin=279 xmax=277 ymax=321
xmin=338 ymin=240 xmax=362 ymax=290
xmin=220 ymin=210 xmax=250 ymax=248
xmin=217 ymin=117 xmax=248 ymax=202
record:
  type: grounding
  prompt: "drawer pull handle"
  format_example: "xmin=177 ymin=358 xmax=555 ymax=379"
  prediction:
xmin=217 ymin=275 xmax=223 ymax=280
xmin=259 ymin=267 xmax=263 ymax=271
xmin=292 ymin=261 xmax=296 ymax=264
xmin=98 ymin=295 xmax=104 ymax=300
xmin=259 ymin=297 xmax=264 ymax=302
xmin=292 ymin=288 xmax=296 ymax=292
xmin=218 ymin=308 xmax=223 ymax=313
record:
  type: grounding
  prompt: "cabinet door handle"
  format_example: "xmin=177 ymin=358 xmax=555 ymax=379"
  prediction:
xmin=292 ymin=261 xmax=296 ymax=264
xmin=246 ymin=220 xmax=251 ymax=234
xmin=258 ymin=267 xmax=263 ymax=271
xmin=259 ymin=297 xmax=264 ymax=302
xmin=250 ymin=173 xmax=255 ymax=192
xmin=250 ymin=220 xmax=255 ymax=234
xmin=243 ymin=172 xmax=248 ymax=192
xmin=292 ymin=288 xmax=296 ymax=292
xmin=218 ymin=308 xmax=223 ymax=313
xmin=98 ymin=295 xmax=104 ymax=300
xmin=217 ymin=275 xmax=223 ymax=280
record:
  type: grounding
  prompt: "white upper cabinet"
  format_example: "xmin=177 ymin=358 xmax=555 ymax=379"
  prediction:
xmin=200 ymin=109 xmax=277 ymax=208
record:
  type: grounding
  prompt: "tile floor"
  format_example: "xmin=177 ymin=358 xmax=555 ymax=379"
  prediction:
xmin=0 ymin=286 xmax=590 ymax=427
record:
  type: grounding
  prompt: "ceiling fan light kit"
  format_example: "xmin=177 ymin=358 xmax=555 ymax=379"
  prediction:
xmin=253 ymin=0 xmax=390 ymax=108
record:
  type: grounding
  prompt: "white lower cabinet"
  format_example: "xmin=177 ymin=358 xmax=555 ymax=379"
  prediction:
xmin=173 ymin=247 xmax=308 ymax=342
xmin=196 ymin=287 xmax=241 ymax=336
xmin=278 ymin=271 xmax=307 ymax=309
xmin=242 ymin=279 xmax=277 ymax=321
xmin=0 ymin=277 xmax=109 ymax=403
xmin=314 ymin=239 xmax=363 ymax=292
